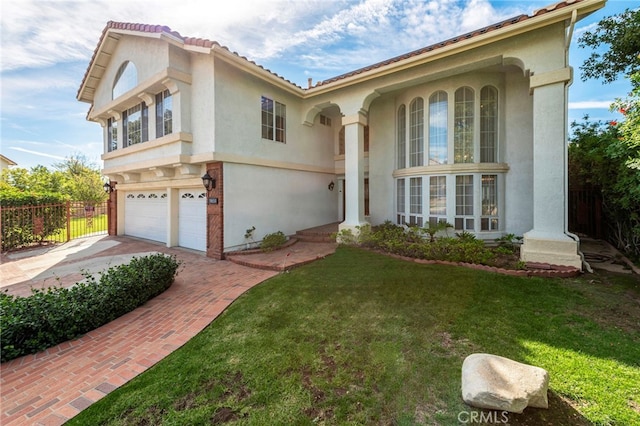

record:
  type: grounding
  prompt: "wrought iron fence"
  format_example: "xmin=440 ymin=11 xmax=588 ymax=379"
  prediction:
xmin=1 ymin=201 xmax=108 ymax=252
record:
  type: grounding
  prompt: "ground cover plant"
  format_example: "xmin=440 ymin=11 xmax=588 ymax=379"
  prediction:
xmin=68 ymin=247 xmax=640 ymax=425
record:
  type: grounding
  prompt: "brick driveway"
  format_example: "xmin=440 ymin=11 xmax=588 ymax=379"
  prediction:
xmin=0 ymin=236 xmax=335 ymax=425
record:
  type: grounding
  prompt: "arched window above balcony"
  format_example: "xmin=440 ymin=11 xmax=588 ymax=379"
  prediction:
xmin=112 ymin=61 xmax=137 ymax=100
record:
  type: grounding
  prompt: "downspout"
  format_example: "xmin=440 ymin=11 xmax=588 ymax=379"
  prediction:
xmin=564 ymin=9 xmax=592 ymax=272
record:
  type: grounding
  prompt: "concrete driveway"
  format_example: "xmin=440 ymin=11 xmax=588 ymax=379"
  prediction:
xmin=1 ymin=235 xmax=160 ymax=297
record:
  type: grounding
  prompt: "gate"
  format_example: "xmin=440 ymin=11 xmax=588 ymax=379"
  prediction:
xmin=1 ymin=201 xmax=109 ymax=252
xmin=568 ymin=188 xmax=603 ymax=239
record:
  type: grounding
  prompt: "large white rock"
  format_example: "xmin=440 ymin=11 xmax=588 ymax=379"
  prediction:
xmin=461 ymin=353 xmax=549 ymax=413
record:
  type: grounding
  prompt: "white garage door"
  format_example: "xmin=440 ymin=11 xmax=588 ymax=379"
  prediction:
xmin=124 ymin=191 xmax=167 ymax=243
xmin=179 ymin=189 xmax=207 ymax=251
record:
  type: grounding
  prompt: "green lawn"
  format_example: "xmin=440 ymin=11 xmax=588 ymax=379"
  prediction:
xmin=68 ymin=246 xmax=640 ymax=425
xmin=48 ymin=214 xmax=107 ymax=241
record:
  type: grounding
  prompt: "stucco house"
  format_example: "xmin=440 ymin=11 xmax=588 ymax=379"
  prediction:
xmin=77 ymin=0 xmax=606 ymax=269
xmin=0 ymin=155 xmax=17 ymax=172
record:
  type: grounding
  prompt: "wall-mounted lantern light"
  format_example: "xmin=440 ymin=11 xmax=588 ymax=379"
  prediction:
xmin=328 ymin=181 xmax=335 ymax=191
xmin=201 ymin=171 xmax=216 ymax=191
xmin=103 ymin=181 xmax=114 ymax=193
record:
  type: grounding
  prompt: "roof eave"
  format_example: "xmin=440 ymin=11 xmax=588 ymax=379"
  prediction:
xmin=305 ymin=0 xmax=606 ymax=95
xmin=212 ymin=46 xmax=305 ymax=96
xmin=77 ymin=27 xmax=190 ymax=104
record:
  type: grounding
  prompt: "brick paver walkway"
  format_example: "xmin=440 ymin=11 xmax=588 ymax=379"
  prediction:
xmin=1 ymin=236 xmax=336 ymax=425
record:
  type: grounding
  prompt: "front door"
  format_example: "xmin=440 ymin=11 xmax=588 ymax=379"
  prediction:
xmin=341 ymin=178 xmax=370 ymax=221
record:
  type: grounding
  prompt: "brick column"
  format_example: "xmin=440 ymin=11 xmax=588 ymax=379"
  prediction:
xmin=205 ymin=162 xmax=224 ymax=259
xmin=107 ymin=182 xmax=118 ymax=236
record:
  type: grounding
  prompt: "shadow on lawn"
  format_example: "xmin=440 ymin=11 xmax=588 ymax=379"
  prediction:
xmin=473 ymin=391 xmax=592 ymax=425
xmin=449 ymin=268 xmax=639 ymax=425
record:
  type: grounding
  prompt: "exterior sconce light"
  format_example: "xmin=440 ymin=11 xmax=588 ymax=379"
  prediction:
xmin=201 ymin=171 xmax=216 ymax=191
xmin=103 ymin=181 xmax=114 ymax=193
xmin=328 ymin=181 xmax=335 ymax=191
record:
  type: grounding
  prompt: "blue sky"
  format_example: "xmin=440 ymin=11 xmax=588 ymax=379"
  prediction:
xmin=0 ymin=0 xmax=636 ymax=170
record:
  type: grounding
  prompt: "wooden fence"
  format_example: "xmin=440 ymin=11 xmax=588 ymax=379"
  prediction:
xmin=1 ymin=201 xmax=109 ymax=252
xmin=568 ymin=188 xmax=603 ymax=239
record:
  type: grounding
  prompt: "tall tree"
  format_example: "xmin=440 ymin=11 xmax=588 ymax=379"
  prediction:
xmin=575 ymin=7 xmax=640 ymax=259
xmin=54 ymin=154 xmax=107 ymax=204
xmin=578 ymin=7 xmax=640 ymax=87
xmin=612 ymin=73 xmax=640 ymax=170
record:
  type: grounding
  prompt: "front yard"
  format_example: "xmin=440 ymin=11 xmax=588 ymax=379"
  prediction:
xmin=68 ymin=246 xmax=640 ymax=425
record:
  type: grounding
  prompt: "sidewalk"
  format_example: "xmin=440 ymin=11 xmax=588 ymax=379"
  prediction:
xmin=1 ymin=236 xmax=335 ymax=425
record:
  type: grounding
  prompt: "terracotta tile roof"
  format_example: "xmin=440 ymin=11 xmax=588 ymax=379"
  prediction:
xmin=78 ymin=0 xmax=589 ymax=101
xmin=77 ymin=20 xmax=300 ymax=101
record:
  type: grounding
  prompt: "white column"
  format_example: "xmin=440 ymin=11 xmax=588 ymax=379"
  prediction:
xmin=521 ymin=72 xmax=581 ymax=268
xmin=116 ymin=186 xmax=125 ymax=235
xmin=167 ymin=187 xmax=179 ymax=247
xmin=339 ymin=111 xmax=369 ymax=236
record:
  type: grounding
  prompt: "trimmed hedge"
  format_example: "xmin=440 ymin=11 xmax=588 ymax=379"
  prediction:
xmin=0 ymin=253 xmax=181 ymax=363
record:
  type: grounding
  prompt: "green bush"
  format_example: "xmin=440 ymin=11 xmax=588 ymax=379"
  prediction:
xmin=0 ymin=253 xmax=181 ymax=363
xmin=0 ymin=188 xmax=69 ymax=251
xmin=260 ymin=231 xmax=287 ymax=252
xmin=354 ymin=222 xmax=496 ymax=265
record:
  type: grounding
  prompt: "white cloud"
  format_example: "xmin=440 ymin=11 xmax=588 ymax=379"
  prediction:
xmin=9 ymin=146 xmax=66 ymax=161
xmin=568 ymin=101 xmax=614 ymax=109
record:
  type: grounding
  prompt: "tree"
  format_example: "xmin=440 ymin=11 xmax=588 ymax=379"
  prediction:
xmin=575 ymin=7 xmax=640 ymax=260
xmin=569 ymin=118 xmax=640 ymax=258
xmin=1 ymin=154 xmax=107 ymax=204
xmin=611 ymin=73 xmax=640 ymax=170
xmin=53 ymin=154 xmax=99 ymax=178
xmin=54 ymin=154 xmax=107 ymax=204
xmin=0 ymin=166 xmax=66 ymax=193
xmin=578 ymin=7 xmax=640 ymax=87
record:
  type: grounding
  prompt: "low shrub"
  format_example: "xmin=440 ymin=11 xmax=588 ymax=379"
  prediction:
xmin=354 ymin=222 xmax=497 ymax=265
xmin=0 ymin=253 xmax=181 ymax=363
xmin=260 ymin=231 xmax=287 ymax=252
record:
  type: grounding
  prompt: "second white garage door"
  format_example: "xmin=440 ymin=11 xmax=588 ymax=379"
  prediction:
xmin=124 ymin=191 xmax=167 ymax=243
xmin=178 ymin=190 xmax=207 ymax=251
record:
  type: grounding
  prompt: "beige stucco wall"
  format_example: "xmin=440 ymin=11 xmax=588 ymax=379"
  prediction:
xmin=503 ymin=71 xmax=534 ymax=236
xmin=211 ymin=59 xmax=335 ymax=169
xmin=223 ymin=163 xmax=337 ymax=251
xmin=94 ymin=37 xmax=171 ymax=109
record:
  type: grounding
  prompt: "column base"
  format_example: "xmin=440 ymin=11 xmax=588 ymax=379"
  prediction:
xmin=520 ymin=231 xmax=582 ymax=270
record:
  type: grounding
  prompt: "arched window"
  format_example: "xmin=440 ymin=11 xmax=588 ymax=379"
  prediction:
xmin=480 ymin=86 xmax=498 ymax=163
xmin=429 ymin=91 xmax=448 ymax=165
xmin=112 ymin=61 xmax=137 ymax=99
xmin=409 ymin=97 xmax=424 ymax=167
xmin=397 ymin=104 xmax=406 ymax=169
xmin=454 ymin=87 xmax=474 ymax=163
